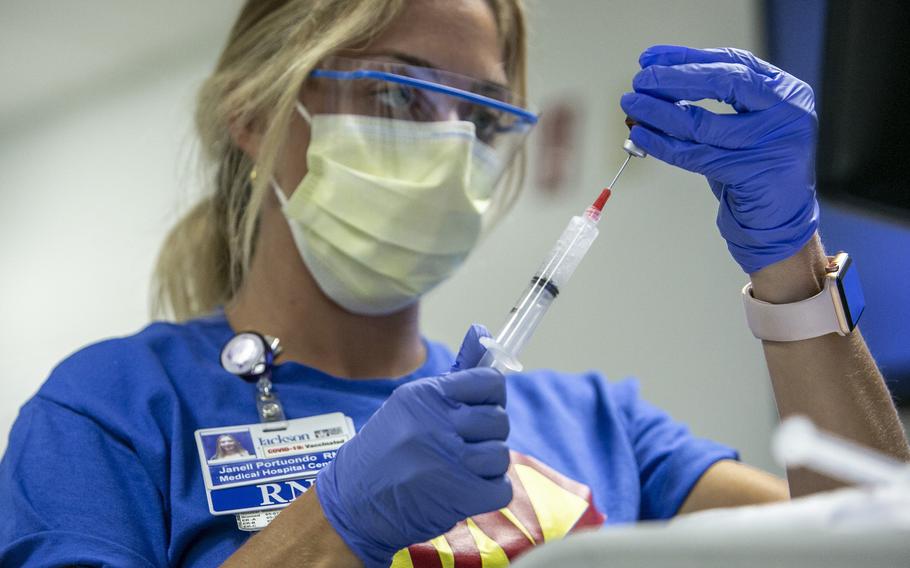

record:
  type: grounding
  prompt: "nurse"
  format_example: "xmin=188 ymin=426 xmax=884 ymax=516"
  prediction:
xmin=1 ymin=1 xmax=907 ymax=567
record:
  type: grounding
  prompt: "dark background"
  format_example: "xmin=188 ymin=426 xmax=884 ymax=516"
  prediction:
xmin=767 ymin=0 xmax=910 ymax=400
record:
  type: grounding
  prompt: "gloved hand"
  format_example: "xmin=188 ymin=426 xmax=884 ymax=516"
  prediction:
xmin=315 ymin=324 xmax=510 ymax=567
xmin=620 ymin=45 xmax=819 ymax=274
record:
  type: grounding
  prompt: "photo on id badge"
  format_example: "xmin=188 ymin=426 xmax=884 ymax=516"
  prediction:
xmin=202 ymin=431 xmax=256 ymax=464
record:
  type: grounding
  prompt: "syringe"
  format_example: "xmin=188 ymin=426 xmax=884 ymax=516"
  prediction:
xmin=478 ymin=142 xmax=642 ymax=373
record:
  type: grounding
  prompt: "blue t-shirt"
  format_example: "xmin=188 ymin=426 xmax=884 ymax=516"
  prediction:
xmin=0 ymin=313 xmax=735 ymax=567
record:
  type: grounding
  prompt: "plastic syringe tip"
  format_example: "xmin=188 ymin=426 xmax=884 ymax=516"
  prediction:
xmin=592 ymin=188 xmax=612 ymax=212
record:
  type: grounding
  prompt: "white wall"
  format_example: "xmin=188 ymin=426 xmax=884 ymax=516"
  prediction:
xmin=0 ymin=63 xmax=206 ymax=434
xmin=0 ymin=0 xmax=780 ymax=471
xmin=0 ymin=1 xmax=241 ymax=454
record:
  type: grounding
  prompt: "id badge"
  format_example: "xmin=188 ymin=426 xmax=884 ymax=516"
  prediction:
xmin=195 ymin=412 xmax=355 ymax=516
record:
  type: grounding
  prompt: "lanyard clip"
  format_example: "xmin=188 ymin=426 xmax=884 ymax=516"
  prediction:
xmin=221 ymin=331 xmax=287 ymax=423
xmin=255 ymin=372 xmax=286 ymax=423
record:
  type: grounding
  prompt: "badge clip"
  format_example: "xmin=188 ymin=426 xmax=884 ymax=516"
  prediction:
xmin=220 ymin=331 xmax=288 ymax=427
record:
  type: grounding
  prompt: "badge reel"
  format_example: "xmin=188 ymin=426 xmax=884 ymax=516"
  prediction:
xmin=220 ymin=332 xmax=287 ymax=530
xmin=221 ymin=332 xmax=287 ymax=424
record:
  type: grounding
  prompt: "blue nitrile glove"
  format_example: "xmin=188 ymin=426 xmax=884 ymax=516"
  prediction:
xmin=619 ymin=45 xmax=819 ymax=274
xmin=315 ymin=324 xmax=510 ymax=567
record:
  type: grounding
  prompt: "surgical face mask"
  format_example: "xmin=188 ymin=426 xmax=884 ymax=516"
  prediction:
xmin=274 ymin=104 xmax=501 ymax=316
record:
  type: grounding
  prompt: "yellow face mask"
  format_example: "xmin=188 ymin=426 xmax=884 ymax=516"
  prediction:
xmin=274 ymin=104 xmax=500 ymax=315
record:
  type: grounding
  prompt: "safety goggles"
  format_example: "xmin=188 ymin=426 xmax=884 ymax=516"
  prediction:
xmin=301 ymin=56 xmax=537 ymax=194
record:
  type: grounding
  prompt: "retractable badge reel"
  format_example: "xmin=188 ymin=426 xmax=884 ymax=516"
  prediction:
xmin=220 ymin=331 xmax=287 ymax=530
xmin=221 ymin=332 xmax=286 ymax=423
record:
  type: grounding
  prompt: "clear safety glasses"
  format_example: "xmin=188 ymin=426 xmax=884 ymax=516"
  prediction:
xmin=300 ymin=56 xmax=538 ymax=198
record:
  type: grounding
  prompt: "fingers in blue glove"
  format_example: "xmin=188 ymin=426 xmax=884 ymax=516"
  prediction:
xmin=621 ymin=92 xmax=803 ymax=150
xmin=632 ymin=62 xmax=785 ymax=113
xmin=316 ymin=367 xmax=514 ymax=567
xmin=625 ymin=124 xmax=717 ymax=177
xmin=437 ymin=366 xmax=506 ymax=407
xmin=451 ymin=323 xmax=492 ymax=372
xmin=621 ymin=45 xmax=818 ymax=275
xmin=462 ymin=440 xmax=511 ymax=479
xmin=451 ymin=403 xmax=510 ymax=442
xmin=472 ymin=472 xmax=513 ymax=509
xmin=639 ymin=45 xmax=782 ymax=79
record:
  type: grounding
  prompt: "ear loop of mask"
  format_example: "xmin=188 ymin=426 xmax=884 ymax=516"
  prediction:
xmin=295 ymin=101 xmax=313 ymax=124
xmin=272 ymin=179 xmax=290 ymax=208
xmin=270 ymin=101 xmax=314 ymax=205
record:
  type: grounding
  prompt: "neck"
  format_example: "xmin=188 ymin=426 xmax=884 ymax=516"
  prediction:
xmin=225 ymin=200 xmax=425 ymax=380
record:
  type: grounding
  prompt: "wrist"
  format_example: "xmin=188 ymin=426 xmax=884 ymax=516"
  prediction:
xmin=222 ymin=485 xmax=362 ymax=568
xmin=307 ymin=484 xmax=364 ymax=567
xmin=749 ymin=233 xmax=827 ymax=304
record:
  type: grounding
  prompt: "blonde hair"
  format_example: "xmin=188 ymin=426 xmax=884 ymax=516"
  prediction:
xmin=153 ymin=0 xmax=528 ymax=321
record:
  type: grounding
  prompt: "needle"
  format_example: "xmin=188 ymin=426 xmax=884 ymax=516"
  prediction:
xmin=607 ymin=154 xmax=632 ymax=191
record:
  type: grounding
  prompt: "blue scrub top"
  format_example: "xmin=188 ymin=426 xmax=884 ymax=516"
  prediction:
xmin=0 ymin=313 xmax=736 ymax=567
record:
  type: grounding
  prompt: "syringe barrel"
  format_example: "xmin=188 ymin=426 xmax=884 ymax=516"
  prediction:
xmin=536 ymin=214 xmax=600 ymax=289
xmin=490 ymin=214 xmax=600 ymax=363
xmin=496 ymin=281 xmax=556 ymax=355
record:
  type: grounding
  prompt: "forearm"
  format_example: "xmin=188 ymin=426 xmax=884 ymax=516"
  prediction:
xmin=751 ymin=233 xmax=910 ymax=497
xmin=222 ymin=485 xmax=361 ymax=568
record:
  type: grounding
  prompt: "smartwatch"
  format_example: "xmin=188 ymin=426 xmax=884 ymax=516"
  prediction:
xmin=742 ymin=252 xmax=865 ymax=341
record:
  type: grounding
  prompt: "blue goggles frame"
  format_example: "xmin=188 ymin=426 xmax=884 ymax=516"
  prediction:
xmin=310 ymin=68 xmax=539 ymax=126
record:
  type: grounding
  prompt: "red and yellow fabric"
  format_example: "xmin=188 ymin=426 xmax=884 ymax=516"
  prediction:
xmin=390 ymin=451 xmax=605 ymax=568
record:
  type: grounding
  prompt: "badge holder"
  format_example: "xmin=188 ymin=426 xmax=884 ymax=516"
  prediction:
xmin=220 ymin=331 xmax=288 ymax=531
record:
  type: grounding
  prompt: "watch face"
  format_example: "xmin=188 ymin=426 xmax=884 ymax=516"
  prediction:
xmin=837 ymin=256 xmax=866 ymax=331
